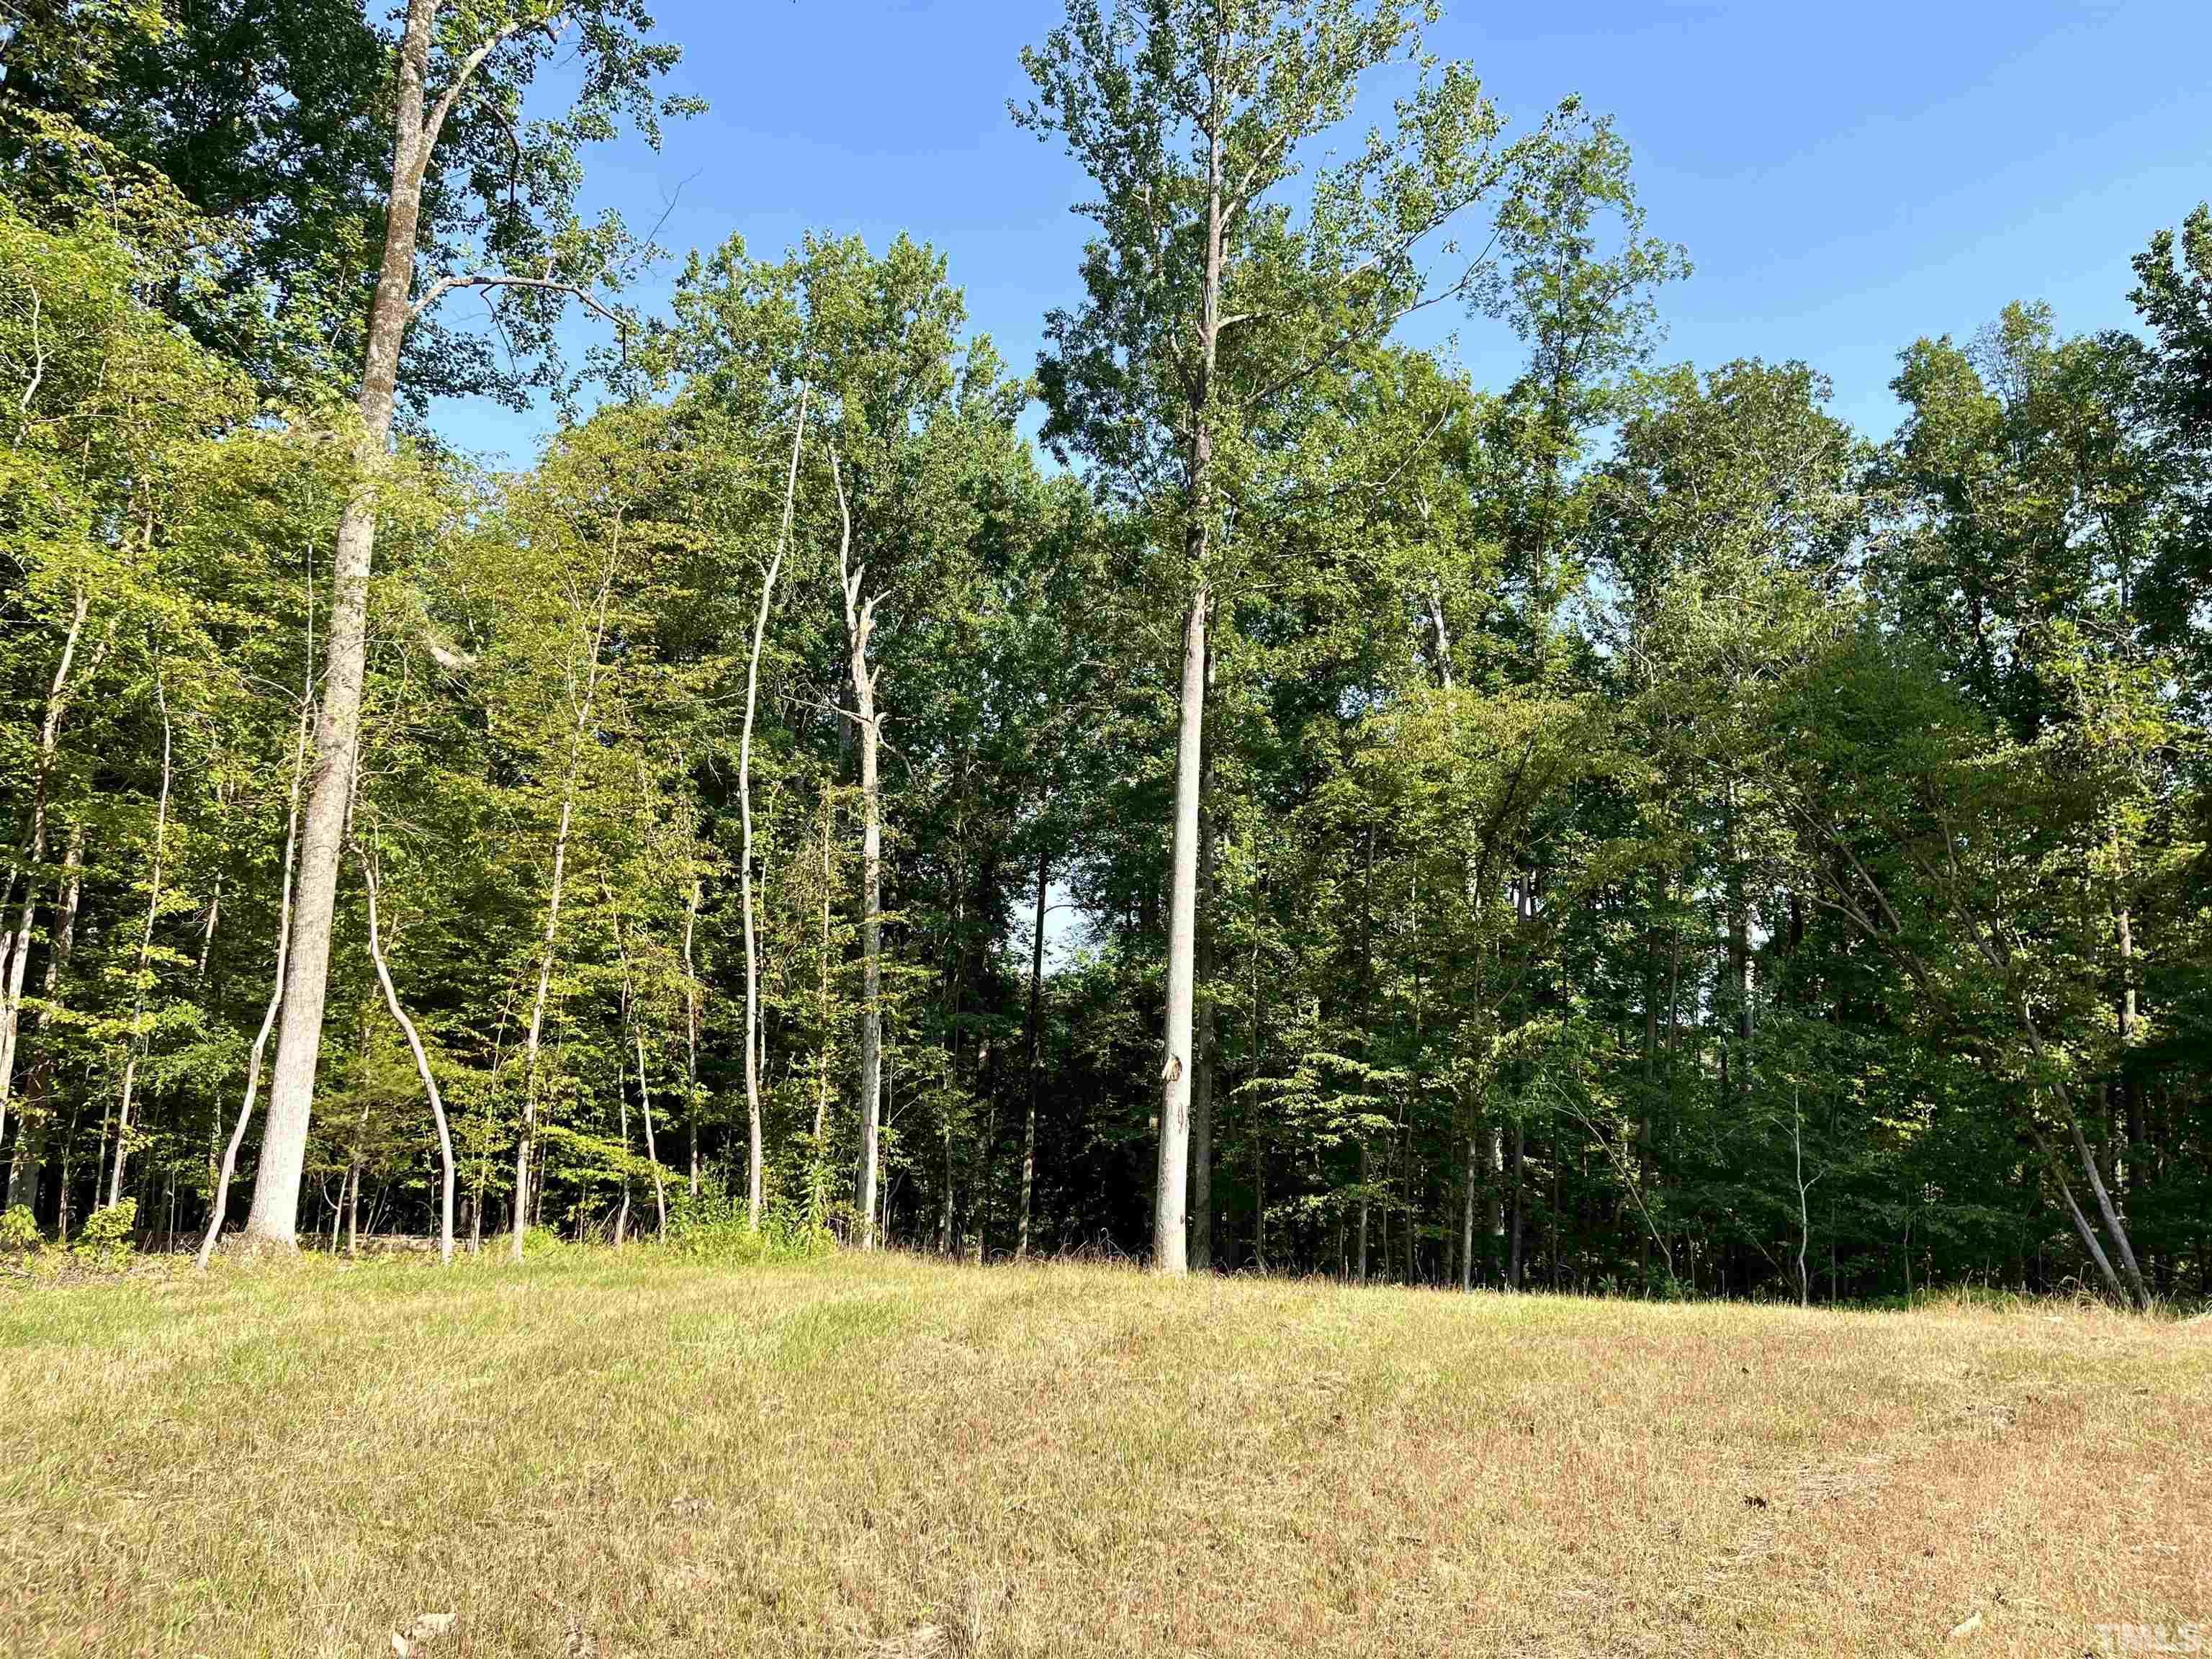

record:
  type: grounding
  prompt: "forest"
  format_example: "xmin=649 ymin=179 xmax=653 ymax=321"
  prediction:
xmin=1 ymin=0 xmax=2207 ymax=1313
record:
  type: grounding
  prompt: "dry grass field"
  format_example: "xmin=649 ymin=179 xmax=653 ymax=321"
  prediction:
xmin=1 ymin=1249 xmax=2206 ymax=1658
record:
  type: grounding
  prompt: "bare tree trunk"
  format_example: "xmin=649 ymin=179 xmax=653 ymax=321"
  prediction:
xmin=1487 ymin=1122 xmax=1505 ymax=1277
xmin=682 ymin=870 xmax=701 ymax=1200
xmin=1793 ymin=1094 xmax=1814 ymax=1308
xmin=612 ymin=1028 xmax=631 ymax=1248
xmin=636 ymin=1025 xmax=665 ymax=1241
xmin=811 ymin=784 xmax=833 ymax=1226
xmin=601 ymin=876 xmax=666 ymax=1244
xmin=55 ymin=1104 xmax=77 ymax=1244
xmin=1156 ymin=588 xmax=1207 ymax=1274
xmin=0 ymin=586 xmax=96 ymax=1141
xmin=1190 ymin=709 xmax=1217 ymax=1272
xmin=6 ymin=822 xmax=81 ymax=1213
xmin=2006 ymin=987 xmax=2152 ymax=1311
xmin=2114 ymin=888 xmax=2141 ymax=1197
xmin=199 ymin=622 xmax=314 ymax=1267
xmin=1154 ymin=73 xmax=1228 ymax=1278
xmin=2046 ymin=1141 xmax=2126 ymax=1305
xmin=246 ymin=0 xmax=448 ymax=1246
xmin=1507 ymin=1118 xmax=1524 ymax=1290
xmin=739 ymin=385 xmax=806 ymax=1230
xmin=832 ymin=453 xmax=886 ymax=1251
xmin=1246 ymin=916 xmax=1266 ymax=1274
xmin=1017 ymin=844 xmax=1048 ymax=1260
xmin=361 ymin=845 xmax=455 ymax=1264
xmin=2069 ymin=1113 xmax=2149 ymax=1309
xmin=109 ymin=672 xmax=173 ymax=1208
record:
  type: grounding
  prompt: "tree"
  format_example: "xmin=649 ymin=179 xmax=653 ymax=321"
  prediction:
xmin=242 ymin=0 xmax=690 ymax=1247
xmin=1018 ymin=0 xmax=1532 ymax=1272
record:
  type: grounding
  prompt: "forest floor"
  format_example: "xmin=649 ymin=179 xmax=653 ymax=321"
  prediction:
xmin=1 ymin=1250 xmax=2206 ymax=1659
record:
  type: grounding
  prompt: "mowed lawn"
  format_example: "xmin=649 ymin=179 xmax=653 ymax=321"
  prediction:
xmin=2 ymin=1252 xmax=2206 ymax=1658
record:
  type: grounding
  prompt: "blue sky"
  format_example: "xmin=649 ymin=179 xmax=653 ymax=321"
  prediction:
xmin=438 ymin=0 xmax=2212 ymax=466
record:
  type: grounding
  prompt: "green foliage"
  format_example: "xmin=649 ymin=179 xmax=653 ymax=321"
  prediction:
xmin=661 ymin=1189 xmax=834 ymax=1262
xmin=0 ymin=0 xmax=2201 ymax=1310
xmin=73 ymin=1201 xmax=136 ymax=1269
xmin=0 ymin=1205 xmax=38 ymax=1252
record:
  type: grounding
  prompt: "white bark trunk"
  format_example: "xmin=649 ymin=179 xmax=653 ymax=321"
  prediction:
xmin=0 ymin=586 xmax=92 ymax=1138
xmin=1154 ymin=60 xmax=1227 ymax=1276
xmin=199 ymin=608 xmax=315 ymax=1267
xmin=682 ymin=871 xmax=701 ymax=1200
xmin=1017 ymin=846 xmax=1047 ymax=1260
xmin=108 ymin=671 xmax=173 ymax=1209
xmin=810 ymin=786 xmax=833 ymax=1223
xmin=1156 ymin=591 xmax=1208 ymax=1276
xmin=246 ymin=0 xmax=444 ymax=1246
xmin=361 ymin=846 xmax=455 ymax=1264
xmin=739 ymin=385 xmax=807 ymax=1230
xmin=636 ymin=1025 xmax=665 ymax=1241
xmin=6 ymin=822 xmax=84 ymax=1212
xmin=832 ymin=453 xmax=886 ymax=1251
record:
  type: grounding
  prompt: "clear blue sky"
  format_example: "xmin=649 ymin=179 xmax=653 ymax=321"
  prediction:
xmin=437 ymin=0 xmax=2212 ymax=466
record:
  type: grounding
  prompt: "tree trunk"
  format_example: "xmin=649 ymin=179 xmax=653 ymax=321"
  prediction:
xmin=810 ymin=784 xmax=833 ymax=1225
xmin=2114 ymin=886 xmax=2141 ymax=1200
xmin=2010 ymin=989 xmax=2151 ymax=1311
xmin=832 ymin=453 xmax=885 ymax=1251
xmin=1507 ymin=1117 xmax=1525 ymax=1290
xmin=613 ymin=1030 xmax=631 ymax=1248
xmin=739 ymin=385 xmax=806 ymax=1231
xmin=1017 ymin=844 xmax=1047 ymax=1260
xmin=1487 ymin=1122 xmax=1505 ymax=1280
xmin=6 ymin=822 xmax=83 ymax=1213
xmin=1156 ymin=586 xmax=1207 ymax=1274
xmin=108 ymin=674 xmax=173 ymax=1209
xmin=2046 ymin=1141 xmax=2127 ymax=1305
xmin=682 ymin=870 xmax=701 ymax=1200
xmin=245 ymin=0 xmax=444 ymax=1246
xmin=199 ymin=631 xmax=314 ymax=1267
xmin=0 ymin=586 xmax=95 ymax=1142
xmin=1189 ymin=648 xmax=1217 ymax=1272
xmin=361 ymin=845 xmax=455 ymax=1264
xmin=508 ymin=560 xmax=618 ymax=1263
xmin=2069 ymin=1113 xmax=2149 ymax=1310
xmin=636 ymin=1025 xmax=665 ymax=1241
xmin=1154 ymin=81 xmax=1227 ymax=1278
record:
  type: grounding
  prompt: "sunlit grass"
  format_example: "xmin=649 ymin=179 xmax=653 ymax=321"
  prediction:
xmin=3 ymin=1249 xmax=2206 ymax=1657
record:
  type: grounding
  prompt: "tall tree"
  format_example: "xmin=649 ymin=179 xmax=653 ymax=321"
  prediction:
xmin=1018 ymin=0 xmax=1532 ymax=1272
xmin=242 ymin=0 xmax=689 ymax=1246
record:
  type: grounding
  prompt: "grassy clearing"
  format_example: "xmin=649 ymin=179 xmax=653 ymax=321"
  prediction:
xmin=1 ymin=1251 xmax=2206 ymax=1658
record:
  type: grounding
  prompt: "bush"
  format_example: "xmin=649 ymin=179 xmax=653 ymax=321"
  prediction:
xmin=73 ymin=1200 xmax=136 ymax=1269
xmin=663 ymin=1188 xmax=833 ymax=1262
xmin=0 ymin=1204 xmax=37 ymax=1253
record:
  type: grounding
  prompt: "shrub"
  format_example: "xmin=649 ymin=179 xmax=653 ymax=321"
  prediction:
xmin=0 ymin=1204 xmax=37 ymax=1253
xmin=73 ymin=1200 xmax=136 ymax=1269
xmin=664 ymin=1188 xmax=833 ymax=1262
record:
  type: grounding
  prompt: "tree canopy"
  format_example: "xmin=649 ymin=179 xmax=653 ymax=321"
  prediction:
xmin=0 ymin=0 xmax=2206 ymax=1308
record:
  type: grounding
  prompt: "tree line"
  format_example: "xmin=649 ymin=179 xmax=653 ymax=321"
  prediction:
xmin=0 ymin=0 xmax=2206 ymax=1307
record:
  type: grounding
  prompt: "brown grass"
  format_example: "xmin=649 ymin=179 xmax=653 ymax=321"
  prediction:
xmin=1 ymin=1249 xmax=2206 ymax=1658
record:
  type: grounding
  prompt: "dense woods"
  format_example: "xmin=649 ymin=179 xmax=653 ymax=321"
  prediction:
xmin=1 ymin=0 xmax=2207 ymax=1308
